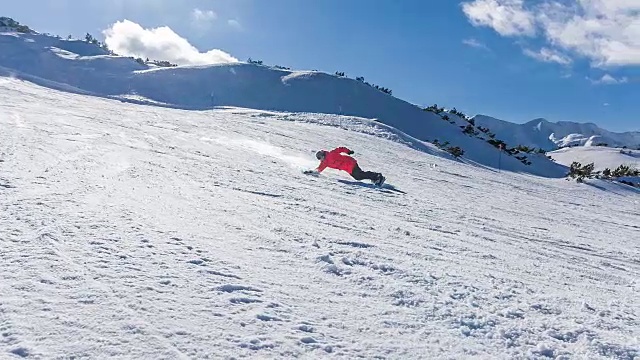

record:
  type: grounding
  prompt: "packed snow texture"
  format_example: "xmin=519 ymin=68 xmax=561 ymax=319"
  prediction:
xmin=473 ymin=115 xmax=640 ymax=151
xmin=1 ymin=78 xmax=638 ymax=359
xmin=0 ymin=30 xmax=566 ymax=178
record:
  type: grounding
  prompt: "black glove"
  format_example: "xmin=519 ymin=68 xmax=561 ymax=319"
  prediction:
xmin=347 ymin=150 xmax=354 ymax=155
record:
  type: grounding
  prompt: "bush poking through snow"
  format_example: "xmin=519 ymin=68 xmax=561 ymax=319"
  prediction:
xmin=447 ymin=146 xmax=464 ymax=158
xmin=567 ymin=163 xmax=640 ymax=186
xmin=247 ymin=58 xmax=263 ymax=65
xmin=448 ymin=107 xmax=469 ymax=120
xmin=599 ymin=165 xmax=640 ymax=187
xmin=149 ymin=60 xmax=177 ymax=67
xmin=568 ymin=162 xmax=595 ymax=183
xmin=487 ymin=139 xmax=506 ymax=149
xmin=0 ymin=17 xmax=32 ymax=33
xmin=355 ymin=76 xmax=392 ymax=95
xmin=515 ymin=145 xmax=536 ymax=154
xmin=432 ymin=139 xmax=464 ymax=158
xmin=611 ymin=164 xmax=639 ymax=178
xmin=461 ymin=124 xmax=478 ymax=136
xmin=85 ymin=33 xmax=98 ymax=45
xmin=600 ymin=165 xmax=639 ymax=178
xmin=425 ymin=102 xmax=534 ymax=166
xmin=423 ymin=104 xmax=444 ymax=114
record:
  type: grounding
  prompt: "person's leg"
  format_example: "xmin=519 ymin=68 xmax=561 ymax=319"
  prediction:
xmin=351 ymin=164 xmax=366 ymax=180
xmin=351 ymin=164 xmax=381 ymax=182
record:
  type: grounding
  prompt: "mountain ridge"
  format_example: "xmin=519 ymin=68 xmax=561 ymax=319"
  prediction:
xmin=474 ymin=114 xmax=640 ymax=151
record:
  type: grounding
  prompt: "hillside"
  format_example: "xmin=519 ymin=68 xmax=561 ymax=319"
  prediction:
xmin=0 ymin=27 xmax=566 ymax=178
xmin=549 ymin=147 xmax=640 ymax=187
xmin=0 ymin=16 xmax=33 ymax=33
xmin=2 ymin=77 xmax=639 ymax=359
xmin=473 ymin=115 xmax=640 ymax=151
xmin=549 ymin=147 xmax=640 ymax=171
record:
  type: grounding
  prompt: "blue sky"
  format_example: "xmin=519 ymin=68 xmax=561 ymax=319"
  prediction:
xmin=3 ymin=0 xmax=639 ymax=131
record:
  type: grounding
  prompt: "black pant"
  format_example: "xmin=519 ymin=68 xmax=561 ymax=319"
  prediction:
xmin=351 ymin=164 xmax=381 ymax=181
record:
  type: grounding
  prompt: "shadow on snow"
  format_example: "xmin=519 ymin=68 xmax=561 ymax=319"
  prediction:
xmin=337 ymin=179 xmax=406 ymax=194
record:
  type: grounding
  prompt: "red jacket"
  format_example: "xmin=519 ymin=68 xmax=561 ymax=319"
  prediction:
xmin=317 ymin=147 xmax=357 ymax=174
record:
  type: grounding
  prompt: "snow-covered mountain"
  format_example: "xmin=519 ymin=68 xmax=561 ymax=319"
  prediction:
xmin=2 ymin=17 xmax=640 ymax=359
xmin=2 ymin=75 xmax=639 ymax=360
xmin=0 ymin=26 xmax=567 ymax=178
xmin=473 ymin=115 xmax=640 ymax=151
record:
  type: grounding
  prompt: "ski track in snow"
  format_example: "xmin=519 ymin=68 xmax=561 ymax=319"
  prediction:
xmin=1 ymin=79 xmax=639 ymax=359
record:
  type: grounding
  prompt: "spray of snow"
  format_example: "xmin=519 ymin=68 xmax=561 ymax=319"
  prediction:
xmin=206 ymin=136 xmax=318 ymax=170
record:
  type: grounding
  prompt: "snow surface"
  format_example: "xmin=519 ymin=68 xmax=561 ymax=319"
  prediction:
xmin=1 ymin=78 xmax=639 ymax=359
xmin=473 ymin=115 xmax=640 ymax=151
xmin=0 ymin=30 xmax=567 ymax=178
xmin=549 ymin=147 xmax=640 ymax=187
xmin=549 ymin=147 xmax=640 ymax=172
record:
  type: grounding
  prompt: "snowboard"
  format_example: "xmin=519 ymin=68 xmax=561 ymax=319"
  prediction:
xmin=303 ymin=170 xmax=404 ymax=194
xmin=337 ymin=179 xmax=406 ymax=194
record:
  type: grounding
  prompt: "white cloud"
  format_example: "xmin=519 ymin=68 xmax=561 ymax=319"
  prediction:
xmin=462 ymin=0 xmax=640 ymax=67
xmin=103 ymin=20 xmax=238 ymax=66
xmin=192 ymin=8 xmax=217 ymax=24
xmin=227 ymin=19 xmax=242 ymax=30
xmin=523 ymin=47 xmax=572 ymax=65
xmin=462 ymin=38 xmax=489 ymax=50
xmin=462 ymin=0 xmax=536 ymax=36
xmin=603 ymin=102 xmax=610 ymax=106
xmin=588 ymin=74 xmax=629 ymax=85
xmin=537 ymin=1 xmax=640 ymax=67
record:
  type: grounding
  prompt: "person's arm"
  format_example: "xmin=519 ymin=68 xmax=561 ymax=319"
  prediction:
xmin=316 ymin=162 xmax=327 ymax=173
xmin=333 ymin=147 xmax=354 ymax=155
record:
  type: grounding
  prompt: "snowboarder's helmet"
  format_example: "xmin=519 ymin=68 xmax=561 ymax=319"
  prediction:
xmin=316 ymin=150 xmax=327 ymax=160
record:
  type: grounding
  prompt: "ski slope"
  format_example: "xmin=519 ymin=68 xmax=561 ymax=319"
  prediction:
xmin=0 ymin=29 xmax=566 ymax=178
xmin=1 ymin=78 xmax=638 ymax=359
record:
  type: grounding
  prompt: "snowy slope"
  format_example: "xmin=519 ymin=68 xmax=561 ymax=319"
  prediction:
xmin=474 ymin=115 xmax=640 ymax=151
xmin=549 ymin=147 xmax=640 ymax=172
xmin=549 ymin=147 xmax=640 ymax=186
xmin=0 ymin=30 xmax=566 ymax=178
xmin=1 ymin=78 xmax=639 ymax=359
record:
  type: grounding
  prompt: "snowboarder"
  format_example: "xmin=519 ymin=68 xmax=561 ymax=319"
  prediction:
xmin=311 ymin=147 xmax=385 ymax=186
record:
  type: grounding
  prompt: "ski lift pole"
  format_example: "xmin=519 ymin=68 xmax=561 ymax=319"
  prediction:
xmin=498 ymin=143 xmax=503 ymax=173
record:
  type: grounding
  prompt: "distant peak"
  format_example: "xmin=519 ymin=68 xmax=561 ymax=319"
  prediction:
xmin=526 ymin=117 xmax=549 ymax=124
xmin=473 ymin=114 xmax=497 ymax=119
